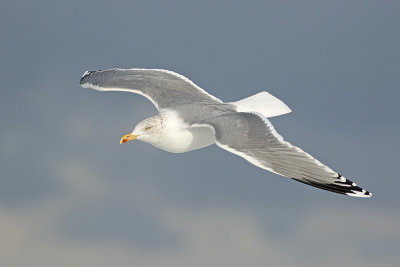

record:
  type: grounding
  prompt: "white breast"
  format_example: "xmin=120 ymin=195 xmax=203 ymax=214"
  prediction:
xmin=152 ymin=111 xmax=215 ymax=153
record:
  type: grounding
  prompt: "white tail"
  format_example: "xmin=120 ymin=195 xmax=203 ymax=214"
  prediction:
xmin=229 ymin=91 xmax=292 ymax=118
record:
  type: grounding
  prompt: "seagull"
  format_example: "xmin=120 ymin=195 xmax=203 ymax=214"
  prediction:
xmin=80 ymin=68 xmax=372 ymax=198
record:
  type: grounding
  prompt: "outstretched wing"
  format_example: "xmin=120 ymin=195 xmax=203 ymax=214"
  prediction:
xmin=203 ymin=112 xmax=371 ymax=197
xmin=79 ymin=68 xmax=222 ymax=110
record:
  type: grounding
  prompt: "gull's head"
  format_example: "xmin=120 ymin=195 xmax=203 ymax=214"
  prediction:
xmin=120 ymin=115 xmax=164 ymax=145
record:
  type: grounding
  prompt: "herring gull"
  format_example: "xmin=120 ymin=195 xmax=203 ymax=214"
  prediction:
xmin=80 ymin=68 xmax=371 ymax=198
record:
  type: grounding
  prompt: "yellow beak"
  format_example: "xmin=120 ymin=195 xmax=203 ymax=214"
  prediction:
xmin=120 ymin=134 xmax=139 ymax=144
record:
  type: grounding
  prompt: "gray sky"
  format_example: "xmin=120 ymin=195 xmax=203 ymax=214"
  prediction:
xmin=1 ymin=0 xmax=399 ymax=266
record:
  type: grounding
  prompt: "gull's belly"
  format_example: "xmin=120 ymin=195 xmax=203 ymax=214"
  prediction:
xmin=153 ymin=125 xmax=215 ymax=153
xmin=187 ymin=125 xmax=216 ymax=151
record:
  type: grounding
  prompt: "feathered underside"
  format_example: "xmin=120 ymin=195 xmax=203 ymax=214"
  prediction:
xmin=202 ymin=112 xmax=372 ymax=198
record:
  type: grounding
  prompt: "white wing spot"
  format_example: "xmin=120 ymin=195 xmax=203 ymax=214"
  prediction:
xmin=81 ymin=70 xmax=91 ymax=78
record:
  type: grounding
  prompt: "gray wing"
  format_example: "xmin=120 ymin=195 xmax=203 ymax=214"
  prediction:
xmin=203 ymin=112 xmax=371 ymax=198
xmin=79 ymin=68 xmax=222 ymax=110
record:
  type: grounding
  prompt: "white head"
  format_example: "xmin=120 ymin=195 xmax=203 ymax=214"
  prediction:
xmin=120 ymin=115 xmax=165 ymax=145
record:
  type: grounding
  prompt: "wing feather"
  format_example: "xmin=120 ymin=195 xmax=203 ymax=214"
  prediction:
xmin=79 ymin=68 xmax=222 ymax=110
xmin=203 ymin=112 xmax=371 ymax=198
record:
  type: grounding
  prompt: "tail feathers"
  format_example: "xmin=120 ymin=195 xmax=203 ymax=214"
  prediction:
xmin=229 ymin=91 xmax=291 ymax=118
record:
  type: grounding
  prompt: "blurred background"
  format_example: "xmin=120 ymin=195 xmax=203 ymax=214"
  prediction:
xmin=1 ymin=0 xmax=399 ymax=266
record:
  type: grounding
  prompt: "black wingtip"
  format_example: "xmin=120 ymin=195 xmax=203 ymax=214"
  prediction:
xmin=293 ymin=174 xmax=372 ymax=198
xmin=335 ymin=174 xmax=372 ymax=198
xmin=79 ymin=70 xmax=99 ymax=85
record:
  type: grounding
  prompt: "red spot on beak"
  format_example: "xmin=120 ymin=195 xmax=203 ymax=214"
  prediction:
xmin=120 ymin=134 xmax=138 ymax=144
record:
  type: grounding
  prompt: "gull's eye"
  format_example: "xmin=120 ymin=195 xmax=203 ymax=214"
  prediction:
xmin=145 ymin=126 xmax=152 ymax=131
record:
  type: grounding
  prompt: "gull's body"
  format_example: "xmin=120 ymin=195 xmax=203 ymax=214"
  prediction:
xmin=80 ymin=68 xmax=371 ymax=198
xmin=150 ymin=110 xmax=216 ymax=153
